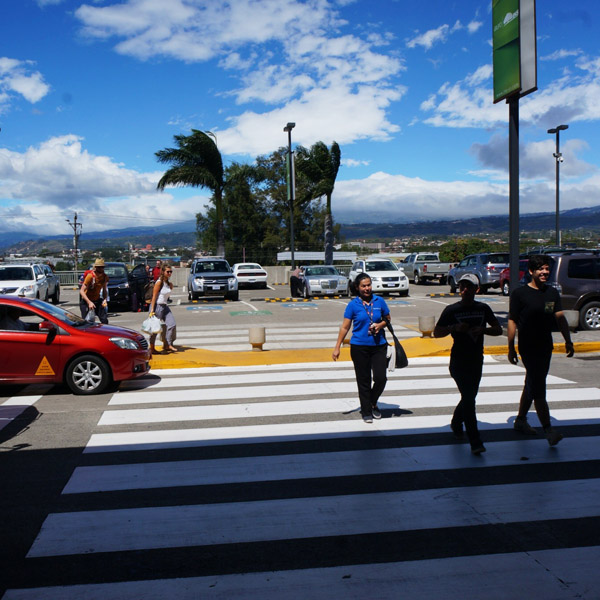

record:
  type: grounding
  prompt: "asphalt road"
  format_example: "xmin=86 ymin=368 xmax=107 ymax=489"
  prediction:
xmin=1 ymin=283 xmax=600 ymax=597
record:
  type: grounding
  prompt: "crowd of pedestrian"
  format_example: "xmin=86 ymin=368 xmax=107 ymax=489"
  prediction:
xmin=332 ymin=255 xmax=575 ymax=453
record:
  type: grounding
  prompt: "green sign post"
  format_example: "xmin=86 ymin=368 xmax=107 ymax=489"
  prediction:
xmin=493 ymin=0 xmax=521 ymax=103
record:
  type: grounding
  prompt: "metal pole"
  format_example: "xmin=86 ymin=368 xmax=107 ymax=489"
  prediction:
xmin=508 ymin=97 xmax=520 ymax=294
xmin=284 ymin=123 xmax=296 ymax=269
xmin=555 ymin=132 xmax=560 ymax=247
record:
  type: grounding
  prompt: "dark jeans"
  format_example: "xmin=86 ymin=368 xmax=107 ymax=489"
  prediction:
xmin=290 ymin=276 xmax=302 ymax=297
xmin=521 ymin=346 xmax=552 ymax=402
xmin=350 ymin=344 xmax=388 ymax=416
xmin=79 ymin=298 xmax=108 ymax=324
xmin=449 ymin=360 xmax=483 ymax=446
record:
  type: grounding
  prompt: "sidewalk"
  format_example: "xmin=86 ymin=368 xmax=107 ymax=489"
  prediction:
xmin=149 ymin=336 xmax=600 ymax=370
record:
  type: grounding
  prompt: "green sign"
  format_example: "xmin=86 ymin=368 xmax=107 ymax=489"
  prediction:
xmin=492 ymin=0 xmax=521 ymax=103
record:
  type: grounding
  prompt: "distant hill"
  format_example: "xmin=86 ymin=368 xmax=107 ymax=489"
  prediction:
xmin=339 ymin=205 xmax=600 ymax=239
xmin=1 ymin=220 xmax=197 ymax=254
xmin=2 ymin=206 xmax=600 ymax=255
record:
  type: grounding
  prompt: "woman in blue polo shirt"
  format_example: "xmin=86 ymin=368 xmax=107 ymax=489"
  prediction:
xmin=332 ymin=272 xmax=391 ymax=423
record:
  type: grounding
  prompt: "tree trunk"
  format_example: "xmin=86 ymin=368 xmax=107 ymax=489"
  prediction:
xmin=324 ymin=213 xmax=334 ymax=265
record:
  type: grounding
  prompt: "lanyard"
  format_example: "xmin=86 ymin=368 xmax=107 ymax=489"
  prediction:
xmin=362 ymin=299 xmax=375 ymax=325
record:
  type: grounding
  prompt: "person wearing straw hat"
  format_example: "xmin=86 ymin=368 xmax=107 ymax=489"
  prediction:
xmin=79 ymin=258 xmax=109 ymax=324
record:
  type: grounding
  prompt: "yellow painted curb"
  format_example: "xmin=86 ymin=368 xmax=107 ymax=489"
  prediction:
xmin=149 ymin=338 xmax=600 ymax=370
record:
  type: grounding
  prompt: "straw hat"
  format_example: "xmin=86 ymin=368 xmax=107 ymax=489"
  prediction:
xmin=93 ymin=258 xmax=105 ymax=267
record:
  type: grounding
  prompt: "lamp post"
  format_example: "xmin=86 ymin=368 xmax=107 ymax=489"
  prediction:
xmin=547 ymin=124 xmax=568 ymax=247
xmin=283 ymin=122 xmax=296 ymax=269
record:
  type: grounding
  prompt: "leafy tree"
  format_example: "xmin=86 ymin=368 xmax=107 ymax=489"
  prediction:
xmin=156 ymin=130 xmax=226 ymax=258
xmin=295 ymin=141 xmax=341 ymax=264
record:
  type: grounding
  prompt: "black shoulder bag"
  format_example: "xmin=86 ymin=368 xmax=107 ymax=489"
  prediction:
xmin=386 ymin=319 xmax=409 ymax=369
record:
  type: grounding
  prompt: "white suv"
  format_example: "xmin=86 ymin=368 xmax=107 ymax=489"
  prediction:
xmin=0 ymin=263 xmax=49 ymax=300
xmin=348 ymin=258 xmax=409 ymax=297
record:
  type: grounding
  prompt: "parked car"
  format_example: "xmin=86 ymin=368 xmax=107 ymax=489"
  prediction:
xmin=0 ymin=296 xmax=150 ymax=394
xmin=545 ymin=252 xmax=600 ymax=330
xmin=499 ymin=259 xmax=528 ymax=296
xmin=41 ymin=263 xmax=61 ymax=304
xmin=402 ymin=253 xmax=453 ymax=285
xmin=233 ymin=263 xmax=268 ymax=289
xmin=447 ymin=253 xmax=510 ymax=293
xmin=188 ymin=257 xmax=239 ymax=301
xmin=0 ymin=263 xmax=49 ymax=300
xmin=300 ymin=265 xmax=348 ymax=298
xmin=348 ymin=258 xmax=409 ymax=296
xmin=103 ymin=262 xmax=149 ymax=311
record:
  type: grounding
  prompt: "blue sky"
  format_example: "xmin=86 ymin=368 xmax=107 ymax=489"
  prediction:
xmin=1 ymin=0 xmax=599 ymax=236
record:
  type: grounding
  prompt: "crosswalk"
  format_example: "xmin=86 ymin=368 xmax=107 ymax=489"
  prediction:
xmin=164 ymin=323 xmax=419 ymax=351
xmin=4 ymin=357 xmax=600 ymax=598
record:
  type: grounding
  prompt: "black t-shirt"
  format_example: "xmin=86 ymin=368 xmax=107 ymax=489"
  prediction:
xmin=509 ymin=284 xmax=562 ymax=350
xmin=436 ymin=300 xmax=498 ymax=366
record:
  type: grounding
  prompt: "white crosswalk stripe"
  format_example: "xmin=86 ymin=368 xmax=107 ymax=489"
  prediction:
xmin=5 ymin=357 xmax=600 ymax=598
xmin=154 ymin=323 xmax=419 ymax=351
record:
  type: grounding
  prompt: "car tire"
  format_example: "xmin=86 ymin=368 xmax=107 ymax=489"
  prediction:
xmin=502 ymin=280 xmax=510 ymax=296
xmin=65 ymin=354 xmax=111 ymax=395
xmin=580 ymin=301 xmax=600 ymax=330
xmin=448 ymin=277 xmax=457 ymax=293
xmin=303 ymin=284 xmax=310 ymax=299
xmin=439 ymin=276 xmax=447 ymax=286
xmin=399 ymin=290 xmax=409 ymax=297
xmin=413 ymin=272 xmax=421 ymax=285
xmin=477 ymin=283 xmax=487 ymax=294
xmin=226 ymin=291 xmax=239 ymax=301
xmin=51 ymin=285 xmax=60 ymax=304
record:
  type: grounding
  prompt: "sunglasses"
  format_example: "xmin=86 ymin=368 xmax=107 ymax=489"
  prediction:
xmin=165 ymin=270 xmax=173 ymax=273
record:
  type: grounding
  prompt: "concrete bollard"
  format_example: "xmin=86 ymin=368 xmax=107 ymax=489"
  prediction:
xmin=249 ymin=326 xmax=266 ymax=351
xmin=418 ymin=316 xmax=436 ymax=338
xmin=563 ymin=310 xmax=579 ymax=331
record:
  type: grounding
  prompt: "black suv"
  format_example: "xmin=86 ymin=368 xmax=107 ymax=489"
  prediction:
xmin=104 ymin=262 xmax=149 ymax=311
xmin=546 ymin=253 xmax=600 ymax=330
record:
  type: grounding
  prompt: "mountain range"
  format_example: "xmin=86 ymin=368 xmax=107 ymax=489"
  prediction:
xmin=2 ymin=205 xmax=600 ymax=254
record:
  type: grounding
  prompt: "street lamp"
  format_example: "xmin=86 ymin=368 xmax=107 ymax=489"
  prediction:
xmin=547 ymin=124 xmax=568 ymax=247
xmin=283 ymin=122 xmax=296 ymax=269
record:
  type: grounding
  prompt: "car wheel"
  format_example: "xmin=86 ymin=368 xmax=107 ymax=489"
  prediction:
xmin=413 ymin=272 xmax=421 ymax=285
xmin=226 ymin=291 xmax=239 ymax=301
xmin=448 ymin=278 xmax=457 ymax=293
xmin=477 ymin=283 xmax=487 ymax=294
xmin=580 ymin=301 xmax=600 ymax=330
xmin=399 ymin=290 xmax=409 ymax=297
xmin=439 ymin=276 xmax=447 ymax=286
xmin=502 ymin=280 xmax=510 ymax=296
xmin=51 ymin=285 xmax=60 ymax=304
xmin=303 ymin=284 xmax=310 ymax=299
xmin=66 ymin=354 xmax=111 ymax=395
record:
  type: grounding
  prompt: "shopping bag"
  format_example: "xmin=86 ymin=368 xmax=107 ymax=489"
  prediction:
xmin=141 ymin=315 xmax=162 ymax=334
xmin=85 ymin=308 xmax=96 ymax=323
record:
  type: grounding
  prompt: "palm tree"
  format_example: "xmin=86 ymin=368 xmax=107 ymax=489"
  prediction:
xmin=295 ymin=141 xmax=341 ymax=264
xmin=156 ymin=130 xmax=226 ymax=257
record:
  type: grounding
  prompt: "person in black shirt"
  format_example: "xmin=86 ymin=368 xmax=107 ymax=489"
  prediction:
xmin=508 ymin=255 xmax=574 ymax=446
xmin=434 ymin=274 xmax=502 ymax=454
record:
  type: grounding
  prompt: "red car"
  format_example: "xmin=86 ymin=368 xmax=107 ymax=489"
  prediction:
xmin=499 ymin=259 xmax=528 ymax=296
xmin=0 ymin=296 xmax=150 ymax=395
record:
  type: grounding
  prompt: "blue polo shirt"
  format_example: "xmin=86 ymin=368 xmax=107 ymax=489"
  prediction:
xmin=344 ymin=295 xmax=390 ymax=346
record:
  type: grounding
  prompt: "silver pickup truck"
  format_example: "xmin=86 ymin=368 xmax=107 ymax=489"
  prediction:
xmin=402 ymin=253 xmax=453 ymax=285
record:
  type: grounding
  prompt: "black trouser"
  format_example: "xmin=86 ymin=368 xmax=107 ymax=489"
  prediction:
xmin=290 ymin=276 xmax=301 ymax=297
xmin=350 ymin=344 xmax=388 ymax=416
xmin=449 ymin=360 xmax=483 ymax=446
xmin=79 ymin=298 xmax=108 ymax=324
xmin=521 ymin=346 xmax=552 ymax=402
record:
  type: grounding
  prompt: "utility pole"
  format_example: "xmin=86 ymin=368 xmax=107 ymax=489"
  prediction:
xmin=66 ymin=213 xmax=82 ymax=281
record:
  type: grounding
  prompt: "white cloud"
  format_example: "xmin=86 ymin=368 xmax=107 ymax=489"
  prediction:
xmin=421 ymin=53 xmax=600 ymax=130
xmin=470 ymin=134 xmax=597 ymax=181
xmin=406 ymin=24 xmax=451 ymax=50
xmin=332 ymin=168 xmax=600 ymax=223
xmin=75 ymin=0 xmax=405 ymax=156
xmin=467 ymin=19 xmax=483 ymax=34
xmin=0 ymin=57 xmax=50 ymax=112
xmin=540 ymin=49 xmax=582 ymax=61
xmin=0 ymin=135 xmax=201 ymax=235
xmin=342 ymin=158 xmax=370 ymax=167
